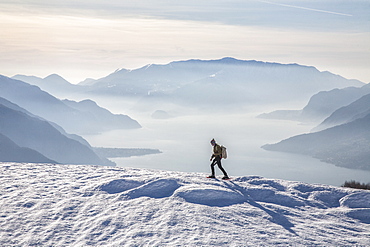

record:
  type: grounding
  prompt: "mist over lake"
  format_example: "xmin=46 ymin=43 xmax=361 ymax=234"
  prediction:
xmin=3 ymin=58 xmax=369 ymax=186
xmin=81 ymin=96 xmax=370 ymax=187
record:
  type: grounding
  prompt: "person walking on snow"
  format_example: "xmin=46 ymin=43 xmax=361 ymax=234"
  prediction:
xmin=208 ymin=138 xmax=229 ymax=180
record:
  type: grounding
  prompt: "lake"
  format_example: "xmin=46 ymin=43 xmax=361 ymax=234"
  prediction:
xmin=82 ymin=100 xmax=370 ymax=187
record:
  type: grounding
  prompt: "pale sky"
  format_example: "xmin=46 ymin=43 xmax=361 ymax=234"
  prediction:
xmin=1 ymin=0 xmax=369 ymax=83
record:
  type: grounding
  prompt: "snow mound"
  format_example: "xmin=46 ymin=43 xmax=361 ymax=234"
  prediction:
xmin=340 ymin=192 xmax=370 ymax=208
xmin=243 ymin=177 xmax=286 ymax=191
xmin=1 ymin=163 xmax=370 ymax=246
xmin=309 ymin=190 xmax=348 ymax=208
xmin=122 ymin=178 xmax=180 ymax=199
xmin=174 ymin=186 xmax=245 ymax=206
xmin=346 ymin=209 xmax=370 ymax=224
xmin=97 ymin=179 xmax=143 ymax=194
xmin=247 ymin=187 xmax=305 ymax=207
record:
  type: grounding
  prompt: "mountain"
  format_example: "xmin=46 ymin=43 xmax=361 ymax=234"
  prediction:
xmin=0 ymin=133 xmax=55 ymax=163
xmin=313 ymin=93 xmax=370 ymax=132
xmin=259 ymin=83 xmax=370 ymax=123
xmin=0 ymin=95 xmax=39 ymax=117
xmin=1 ymin=163 xmax=369 ymax=246
xmin=12 ymin=58 xmax=364 ymax=111
xmin=78 ymin=77 xmax=96 ymax=86
xmin=0 ymin=96 xmax=91 ymax=147
xmin=0 ymin=75 xmax=141 ymax=134
xmin=0 ymin=101 xmax=110 ymax=165
xmin=62 ymin=99 xmax=140 ymax=132
xmin=299 ymin=85 xmax=370 ymax=122
xmin=262 ymin=113 xmax=370 ymax=170
xmin=80 ymin=58 xmax=364 ymax=107
xmin=12 ymin=74 xmax=81 ymax=98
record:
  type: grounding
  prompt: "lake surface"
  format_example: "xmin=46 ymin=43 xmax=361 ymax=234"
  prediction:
xmin=83 ymin=103 xmax=370 ymax=187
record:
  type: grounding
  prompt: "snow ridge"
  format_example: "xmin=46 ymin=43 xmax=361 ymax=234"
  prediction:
xmin=1 ymin=163 xmax=369 ymax=246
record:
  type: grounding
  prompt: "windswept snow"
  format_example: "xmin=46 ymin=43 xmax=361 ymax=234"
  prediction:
xmin=1 ymin=163 xmax=369 ymax=246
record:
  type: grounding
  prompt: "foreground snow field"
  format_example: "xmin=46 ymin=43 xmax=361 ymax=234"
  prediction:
xmin=1 ymin=163 xmax=369 ymax=246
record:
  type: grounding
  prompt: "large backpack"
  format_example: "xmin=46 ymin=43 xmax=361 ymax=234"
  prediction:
xmin=221 ymin=145 xmax=227 ymax=159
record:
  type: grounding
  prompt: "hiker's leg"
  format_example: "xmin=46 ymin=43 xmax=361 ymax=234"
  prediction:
xmin=210 ymin=160 xmax=216 ymax=176
xmin=218 ymin=164 xmax=228 ymax=177
xmin=216 ymin=156 xmax=228 ymax=177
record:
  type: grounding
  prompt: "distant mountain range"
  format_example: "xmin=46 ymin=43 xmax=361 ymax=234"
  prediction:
xmin=0 ymin=98 xmax=112 ymax=165
xmin=262 ymin=112 xmax=370 ymax=170
xmin=0 ymin=74 xmax=144 ymax=166
xmin=5 ymin=58 xmax=368 ymax=168
xmin=0 ymin=132 xmax=54 ymax=164
xmin=259 ymin=83 xmax=370 ymax=123
xmin=262 ymin=89 xmax=370 ymax=170
xmin=313 ymin=93 xmax=370 ymax=132
xmin=1 ymin=75 xmax=141 ymax=135
xmin=12 ymin=74 xmax=81 ymax=98
xmin=14 ymin=58 xmax=364 ymax=108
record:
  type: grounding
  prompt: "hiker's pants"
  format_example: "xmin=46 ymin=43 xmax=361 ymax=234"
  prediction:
xmin=211 ymin=156 xmax=228 ymax=177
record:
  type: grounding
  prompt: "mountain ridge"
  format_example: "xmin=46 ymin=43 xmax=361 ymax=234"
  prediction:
xmin=1 ymin=75 xmax=141 ymax=134
xmin=0 ymin=133 xmax=55 ymax=163
xmin=313 ymin=93 xmax=370 ymax=132
xmin=259 ymin=83 xmax=370 ymax=123
xmin=81 ymin=57 xmax=364 ymax=108
xmin=0 ymin=102 xmax=109 ymax=165
xmin=13 ymin=58 xmax=364 ymax=108
xmin=262 ymin=113 xmax=370 ymax=170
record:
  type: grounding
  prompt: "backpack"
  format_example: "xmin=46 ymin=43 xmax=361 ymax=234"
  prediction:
xmin=221 ymin=145 xmax=227 ymax=159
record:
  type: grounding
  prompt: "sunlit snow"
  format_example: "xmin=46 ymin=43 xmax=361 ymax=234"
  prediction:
xmin=1 ymin=163 xmax=369 ymax=246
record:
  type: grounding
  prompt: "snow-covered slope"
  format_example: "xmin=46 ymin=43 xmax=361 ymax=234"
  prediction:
xmin=1 ymin=163 xmax=369 ymax=246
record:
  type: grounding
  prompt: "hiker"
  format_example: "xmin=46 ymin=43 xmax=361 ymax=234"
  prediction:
xmin=208 ymin=138 xmax=229 ymax=180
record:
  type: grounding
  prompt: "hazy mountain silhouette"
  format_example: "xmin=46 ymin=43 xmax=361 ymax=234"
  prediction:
xmin=0 ymin=132 xmax=55 ymax=163
xmin=0 ymin=96 xmax=92 ymax=148
xmin=262 ymin=113 xmax=370 ymax=171
xmin=313 ymin=93 xmax=370 ymax=132
xmin=0 ymin=96 xmax=39 ymax=117
xmin=62 ymin=99 xmax=140 ymax=132
xmin=75 ymin=58 xmax=363 ymax=107
xmin=13 ymin=58 xmax=364 ymax=111
xmin=259 ymin=83 xmax=370 ymax=123
xmin=0 ymin=75 xmax=141 ymax=134
xmin=12 ymin=74 xmax=81 ymax=98
xmin=0 ymin=101 xmax=111 ymax=165
xmin=151 ymin=110 xmax=172 ymax=119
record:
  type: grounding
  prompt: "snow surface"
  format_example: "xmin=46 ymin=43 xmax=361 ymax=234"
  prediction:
xmin=1 ymin=163 xmax=369 ymax=246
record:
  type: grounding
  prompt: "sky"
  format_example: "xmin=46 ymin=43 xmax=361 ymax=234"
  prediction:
xmin=0 ymin=0 xmax=369 ymax=84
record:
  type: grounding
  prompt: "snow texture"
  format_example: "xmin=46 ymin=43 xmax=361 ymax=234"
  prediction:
xmin=1 ymin=163 xmax=369 ymax=246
